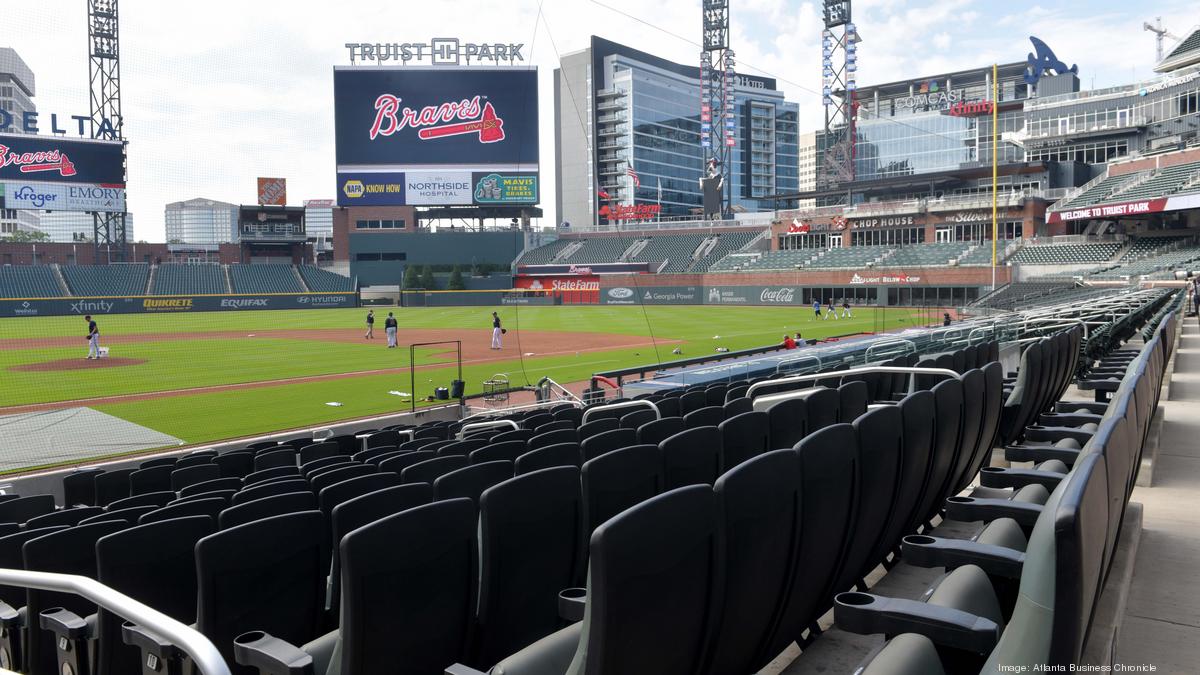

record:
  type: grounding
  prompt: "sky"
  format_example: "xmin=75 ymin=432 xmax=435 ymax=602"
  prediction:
xmin=4 ymin=0 xmax=1198 ymax=241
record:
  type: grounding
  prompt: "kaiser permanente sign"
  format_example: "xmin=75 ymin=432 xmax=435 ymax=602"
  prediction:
xmin=1047 ymin=192 xmax=1200 ymax=223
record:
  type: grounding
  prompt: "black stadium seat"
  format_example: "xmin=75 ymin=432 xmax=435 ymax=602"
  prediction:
xmin=580 ymin=428 xmax=637 ymax=462
xmin=93 ymin=469 xmax=133 ymax=507
xmin=717 ymin=411 xmax=769 ymax=471
xmin=25 ymin=507 xmax=104 ymax=529
xmin=139 ymin=496 xmax=226 ymax=525
xmin=218 ymin=492 xmax=317 ymax=530
xmin=469 ymin=442 xmax=527 ymax=465
xmin=232 ymin=478 xmax=309 ymax=506
xmin=170 ymin=464 xmax=221 ymax=492
xmin=401 ymin=455 xmax=469 ymax=484
xmin=180 ymin=477 xmax=243 ymax=498
xmin=62 ymin=469 xmax=103 ymax=507
xmin=433 ymin=461 xmax=514 ymax=508
xmin=581 ymin=445 xmax=663 ymax=539
xmin=515 ymin=443 xmax=582 ymax=475
xmin=635 ymin=417 xmax=686 ymax=446
xmin=527 ymin=428 xmax=578 ymax=451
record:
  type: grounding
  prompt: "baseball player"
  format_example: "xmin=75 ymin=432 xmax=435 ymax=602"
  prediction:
xmin=491 ymin=312 xmax=504 ymax=350
xmin=385 ymin=312 xmax=398 ymax=348
xmin=365 ymin=310 xmax=375 ymax=339
xmin=841 ymin=299 xmax=853 ymax=319
xmin=812 ymin=299 xmax=822 ymax=321
xmin=85 ymin=315 xmax=100 ymax=359
xmin=825 ymin=299 xmax=839 ymax=320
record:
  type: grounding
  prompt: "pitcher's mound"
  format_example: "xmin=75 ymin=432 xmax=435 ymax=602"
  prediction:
xmin=11 ymin=357 xmax=148 ymax=372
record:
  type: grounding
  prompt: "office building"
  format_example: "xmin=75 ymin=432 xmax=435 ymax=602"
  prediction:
xmin=35 ymin=211 xmax=134 ymax=243
xmin=555 ymin=36 xmax=799 ymax=229
xmin=0 ymin=48 xmax=40 ymax=237
xmin=164 ymin=198 xmax=239 ymax=244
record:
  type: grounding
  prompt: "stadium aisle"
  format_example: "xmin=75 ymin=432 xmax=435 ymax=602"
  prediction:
xmin=1114 ymin=318 xmax=1200 ymax=672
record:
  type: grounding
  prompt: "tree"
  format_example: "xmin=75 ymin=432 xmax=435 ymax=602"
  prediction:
xmin=402 ymin=265 xmax=420 ymax=289
xmin=447 ymin=265 xmax=465 ymax=290
xmin=4 ymin=230 xmax=50 ymax=243
xmin=420 ymin=265 xmax=438 ymax=290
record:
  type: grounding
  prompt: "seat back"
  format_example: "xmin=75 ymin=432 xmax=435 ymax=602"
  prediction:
xmin=24 ymin=522 xmax=128 ymax=675
xmin=940 ymin=369 xmax=986 ymax=503
xmin=660 ymin=427 xmax=722 ymax=490
xmin=232 ymin=478 xmax=310 ymax=506
xmin=299 ymin=442 xmax=341 ymax=465
xmin=573 ymin=486 xmax=720 ymax=675
xmin=909 ymin=378 xmax=964 ymax=531
xmin=25 ymin=507 xmax=104 ymax=528
xmin=139 ymin=496 xmax=226 ymax=525
xmin=528 ymin=428 xmax=579 ymax=451
xmin=717 ymin=411 xmax=769 ymax=471
xmin=317 ymin=473 xmax=403 ymax=522
xmin=179 ymin=477 xmax=243 ymax=498
xmin=766 ymin=397 xmax=807 ymax=449
xmin=253 ymin=449 xmax=298 ymax=472
xmin=834 ymin=405 xmax=904 ymax=593
xmin=469 ymin=442 xmax=527 ymax=465
xmin=378 ymin=450 xmax=437 ymax=474
xmin=636 ymin=417 xmax=686 ymax=446
xmin=515 ymin=443 xmax=582 ymax=474
xmin=553 ymin=407 xmax=584 ymax=426
xmin=196 ymin=512 xmax=325 ymax=674
xmin=683 ymin=406 xmax=725 ymax=429
xmin=336 ymin=500 xmax=477 ymax=675
xmin=837 ymin=380 xmax=870 ymax=422
xmin=170 ymin=464 xmax=221 ymax=492
xmin=581 ymin=445 xmax=663 ymax=537
xmin=219 ymin=491 xmax=317 ymax=529
xmin=243 ymin=465 xmax=300 ymax=486
xmin=493 ymin=429 xmax=536 ymax=444
xmin=580 ymin=428 xmax=637 ymax=462
xmin=577 ymin=417 xmax=619 ymax=440
xmin=956 ymin=362 xmax=1006 ymax=493
xmin=401 ymin=455 xmax=469 ymax=483
xmin=94 ymin=469 xmax=134 ymax=506
xmin=107 ymin=491 xmax=174 ymax=511
xmin=0 ymin=527 xmax=68 ymax=611
xmin=804 ymin=387 xmax=841 ymax=432
xmin=680 ymin=390 xmax=708 ymax=414
xmin=63 ymin=469 xmax=102 ymax=507
xmin=438 ymin=438 xmax=489 ymax=457
xmin=94 ymin=516 xmax=215 ymax=675
xmin=705 ymin=450 xmax=804 ymax=675
xmin=433 ymin=461 xmax=514 ymax=508
xmin=473 ymin=468 xmax=585 ymax=668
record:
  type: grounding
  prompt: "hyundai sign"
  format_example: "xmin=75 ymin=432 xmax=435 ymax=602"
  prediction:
xmin=0 ymin=134 xmax=125 ymax=186
xmin=333 ymin=67 xmax=539 ymax=171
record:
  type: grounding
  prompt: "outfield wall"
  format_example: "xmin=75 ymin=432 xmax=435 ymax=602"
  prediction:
xmin=0 ymin=292 xmax=359 ymax=317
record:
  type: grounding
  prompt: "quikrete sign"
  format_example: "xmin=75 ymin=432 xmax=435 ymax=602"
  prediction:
xmin=0 ymin=111 xmax=120 ymax=138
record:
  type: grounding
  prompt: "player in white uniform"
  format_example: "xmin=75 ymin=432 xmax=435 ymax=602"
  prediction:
xmin=85 ymin=315 xmax=101 ymax=359
xmin=491 ymin=312 xmax=503 ymax=349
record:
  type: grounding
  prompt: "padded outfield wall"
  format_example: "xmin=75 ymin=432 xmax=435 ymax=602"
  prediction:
xmin=0 ymin=292 xmax=359 ymax=317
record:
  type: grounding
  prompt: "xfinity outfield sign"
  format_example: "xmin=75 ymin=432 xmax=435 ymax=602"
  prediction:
xmin=345 ymin=39 xmax=525 ymax=66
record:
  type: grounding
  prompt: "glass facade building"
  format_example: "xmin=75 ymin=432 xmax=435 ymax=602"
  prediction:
xmin=164 ymin=198 xmax=239 ymax=244
xmin=0 ymin=48 xmax=40 ymax=237
xmin=556 ymin=37 xmax=799 ymax=229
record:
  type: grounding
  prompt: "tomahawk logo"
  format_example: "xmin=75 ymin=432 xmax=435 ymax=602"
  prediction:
xmin=0 ymin=144 xmax=77 ymax=177
xmin=370 ymin=94 xmax=505 ymax=144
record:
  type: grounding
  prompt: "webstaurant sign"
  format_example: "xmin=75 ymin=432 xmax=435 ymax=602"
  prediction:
xmin=0 ymin=293 xmax=357 ymax=318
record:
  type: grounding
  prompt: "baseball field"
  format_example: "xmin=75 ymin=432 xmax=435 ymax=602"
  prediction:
xmin=0 ymin=304 xmax=932 ymax=473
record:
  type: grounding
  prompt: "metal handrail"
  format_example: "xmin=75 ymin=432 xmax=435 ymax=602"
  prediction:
xmin=865 ymin=339 xmax=916 ymax=361
xmin=746 ymin=366 xmax=961 ymax=400
xmin=775 ymin=354 xmax=823 ymax=375
xmin=456 ymin=420 xmax=519 ymax=439
xmin=0 ymin=569 xmax=230 ymax=675
xmin=581 ymin=399 xmax=660 ymax=425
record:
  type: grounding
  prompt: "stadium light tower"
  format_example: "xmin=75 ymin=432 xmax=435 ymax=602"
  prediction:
xmin=819 ymin=0 xmax=858 ymax=191
xmin=700 ymin=0 xmax=734 ymax=217
xmin=1143 ymin=17 xmax=1181 ymax=62
xmin=88 ymin=0 xmax=128 ymax=262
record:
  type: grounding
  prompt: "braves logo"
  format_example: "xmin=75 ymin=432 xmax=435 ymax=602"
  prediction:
xmin=369 ymin=94 xmax=505 ymax=144
xmin=0 ymin=144 xmax=77 ymax=177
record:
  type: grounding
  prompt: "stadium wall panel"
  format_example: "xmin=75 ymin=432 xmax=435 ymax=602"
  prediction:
xmin=0 ymin=292 xmax=359 ymax=317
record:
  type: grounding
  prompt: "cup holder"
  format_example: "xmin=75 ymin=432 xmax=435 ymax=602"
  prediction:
xmin=835 ymin=591 xmax=875 ymax=607
xmin=904 ymin=535 xmax=936 ymax=546
xmin=559 ymin=587 xmax=586 ymax=601
xmin=234 ymin=631 xmax=267 ymax=646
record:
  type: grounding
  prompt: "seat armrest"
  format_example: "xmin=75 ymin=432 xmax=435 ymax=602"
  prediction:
xmin=833 ymin=592 xmax=1000 ymax=655
xmin=900 ymin=535 xmax=1026 ymax=579
xmin=943 ymin=496 xmax=1043 ymax=528
xmin=558 ymin=588 xmax=586 ymax=623
xmin=233 ymin=631 xmax=314 ymax=675
xmin=978 ymin=467 xmax=1065 ymax=492
xmin=122 ymin=621 xmax=185 ymax=675
xmin=1054 ymin=401 xmax=1108 ymax=414
xmin=446 ymin=666 xmax=490 ymax=675
xmin=38 ymin=608 xmax=91 ymax=639
xmin=1005 ymin=443 xmax=1081 ymax=466
xmin=1037 ymin=413 xmax=1101 ymax=428
xmin=1025 ymin=427 xmax=1096 ymax=445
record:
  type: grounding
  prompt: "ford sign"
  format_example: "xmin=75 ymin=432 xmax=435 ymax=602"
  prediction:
xmin=608 ymin=287 xmax=634 ymax=299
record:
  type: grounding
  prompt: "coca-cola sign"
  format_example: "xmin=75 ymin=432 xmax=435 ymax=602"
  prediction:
xmin=760 ymin=287 xmax=796 ymax=303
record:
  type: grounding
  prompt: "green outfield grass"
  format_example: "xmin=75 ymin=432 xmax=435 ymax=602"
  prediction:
xmin=0 ymin=305 xmax=936 ymax=464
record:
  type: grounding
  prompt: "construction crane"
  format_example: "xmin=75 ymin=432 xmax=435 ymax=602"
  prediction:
xmin=1144 ymin=16 xmax=1182 ymax=62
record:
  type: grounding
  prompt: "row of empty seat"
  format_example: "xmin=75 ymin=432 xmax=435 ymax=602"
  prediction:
xmin=1 ymin=264 xmax=355 ymax=297
xmin=1008 ymin=242 xmax=1122 ymax=265
xmin=0 ymin=266 xmax=63 ymax=298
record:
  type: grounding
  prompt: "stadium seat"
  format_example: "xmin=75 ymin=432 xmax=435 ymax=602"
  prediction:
xmin=352 ymin=446 xmax=399 ymax=464
xmin=139 ymin=497 xmax=226 ymax=525
xmin=581 ymin=444 xmax=663 ymax=539
xmin=489 ymin=486 xmax=719 ymax=675
xmin=106 ymin=491 xmax=175 ymax=511
xmin=232 ymin=478 xmax=310 ymax=506
xmin=433 ymin=461 xmax=514 ymax=508
xmin=401 ymin=455 xmax=469 ymax=484
xmin=309 ymin=464 xmax=377 ymax=495
xmin=196 ymin=512 xmax=326 ymax=673
xmin=171 ymin=464 xmax=222 ymax=492
xmin=129 ymin=466 xmax=174 ymax=496
xmin=680 ymin=390 xmax=708 ymax=414
xmin=25 ymin=506 xmax=104 ymax=528
xmin=576 ymin=418 xmax=619 ymax=440
xmin=219 ymin=492 xmax=317 ymax=530
xmin=766 ymin=397 xmax=808 ymax=449
xmin=470 ymin=467 xmax=585 ymax=668
xmin=635 ymin=417 xmax=686 ymax=446
xmin=235 ymin=500 xmax=477 ymax=675
xmin=174 ymin=453 xmax=217 ymax=470
xmin=378 ymin=451 xmax=437 ymax=475
xmin=552 ymin=408 xmax=583 ymax=427
xmin=580 ymin=428 xmax=637 ymax=462
xmin=254 ymin=449 xmax=298 ymax=472
xmin=718 ymin=411 xmax=769 ymax=471
xmin=63 ymin=469 xmax=103 ymax=507
xmin=532 ymin=420 xmax=574 ymax=434
xmin=80 ymin=506 xmax=157 ymax=527
xmin=683 ymin=406 xmax=725 ymax=429
xmin=438 ymin=439 xmax=490 ymax=457
xmin=618 ymin=409 xmax=656 ymax=430
xmin=316 ymin=473 xmax=403 ymax=524
xmin=493 ymin=429 xmax=535 ymax=445
xmin=244 ymin=466 xmax=300 ymax=486
xmin=528 ymin=428 xmax=578 ymax=451
xmin=522 ymin=413 xmax=554 ymax=430
xmin=0 ymin=495 xmax=56 ymax=524
xmin=138 ymin=457 xmax=178 ymax=470
xmin=723 ymin=397 xmax=754 ymax=418
xmin=660 ymin=427 xmax=722 ymax=490
xmin=515 ymin=444 xmax=582 ymax=475
xmin=300 ymin=456 xmax=353 ymax=478
xmin=214 ymin=452 xmax=255 ymax=479
xmin=299 ymin=443 xmax=341 ymax=465
xmin=837 ymin=381 xmax=870 ymax=422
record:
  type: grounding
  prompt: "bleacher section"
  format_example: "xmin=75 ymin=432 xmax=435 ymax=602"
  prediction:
xmin=61 ymin=265 xmax=150 ymax=297
xmin=150 ymin=264 xmax=229 ymax=295
xmin=628 ymin=235 xmax=704 ymax=273
xmin=0 ymin=266 xmax=63 ymax=298
xmin=517 ymin=232 xmax=763 ymax=273
xmin=1055 ymin=160 xmax=1200 ymax=212
xmin=1008 ymin=242 xmax=1121 ymax=264
xmin=879 ymin=242 xmax=970 ymax=267
xmin=228 ymin=264 xmax=304 ymax=294
xmin=805 ymin=244 xmax=893 ymax=269
xmin=298 ymin=265 xmax=353 ymax=292
xmin=1057 ymin=173 xmax=1144 ymax=210
xmin=1091 ymin=245 xmax=1200 ymax=279
xmin=515 ymin=239 xmax=571 ymax=265
xmin=1118 ymin=235 xmax=1177 ymax=261
xmin=1107 ymin=161 xmax=1200 ymax=202
xmin=957 ymin=243 xmax=1005 ymax=266
xmin=690 ymin=231 xmax=759 ymax=272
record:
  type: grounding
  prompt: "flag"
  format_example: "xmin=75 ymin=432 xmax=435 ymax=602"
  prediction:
xmin=597 ymin=189 xmax=611 ymax=200
xmin=626 ymin=165 xmax=641 ymax=187
xmin=657 ymin=177 xmax=663 ymax=203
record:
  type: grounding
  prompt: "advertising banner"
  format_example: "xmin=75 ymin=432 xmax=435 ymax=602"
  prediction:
xmin=0 ymin=293 xmax=357 ymax=318
xmin=0 ymin=134 xmax=125 ymax=185
xmin=3 ymin=181 xmax=126 ymax=212
xmin=257 ymin=177 xmax=288 ymax=206
xmin=333 ymin=67 xmax=539 ymax=170
xmin=601 ymin=285 xmax=702 ymax=305
xmin=471 ymin=172 xmax=538 ymax=204
xmin=338 ymin=172 xmax=406 ymax=206
xmin=704 ymin=286 xmax=803 ymax=305
xmin=404 ymin=171 xmax=473 ymax=205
